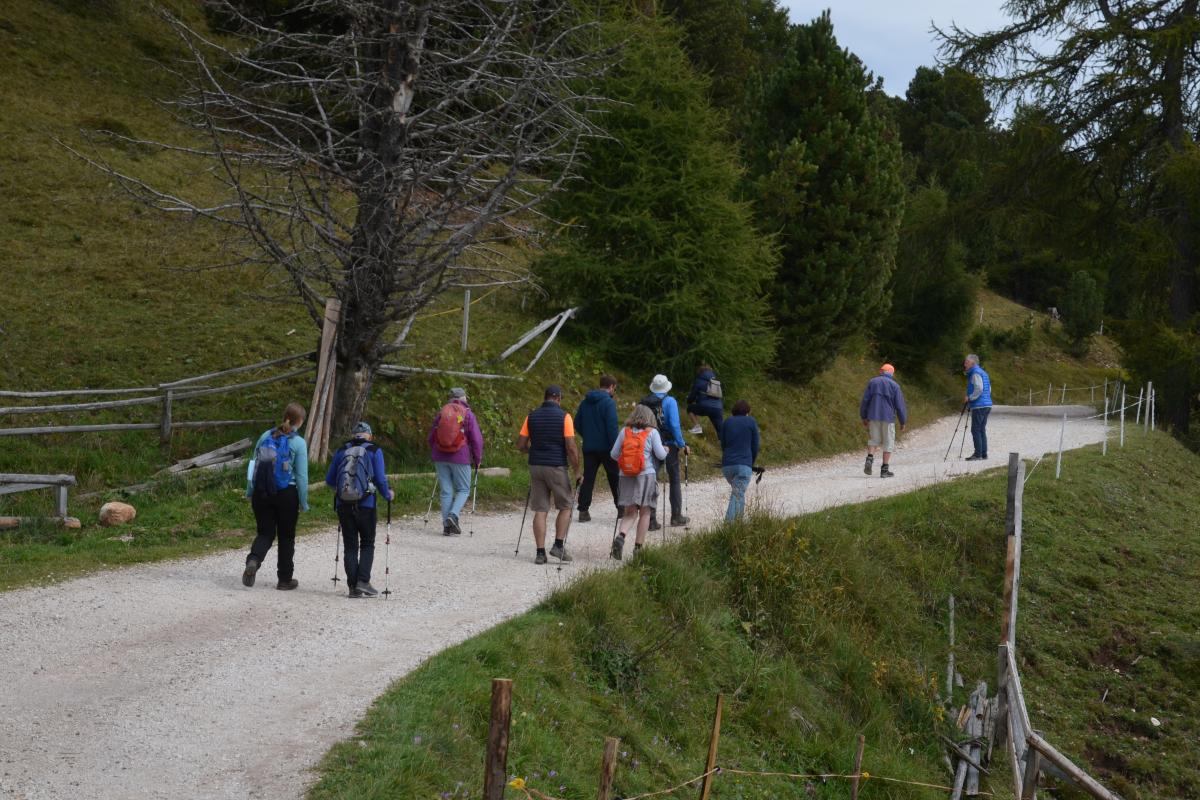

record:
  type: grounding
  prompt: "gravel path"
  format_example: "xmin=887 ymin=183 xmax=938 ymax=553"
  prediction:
xmin=0 ymin=405 xmax=1107 ymax=799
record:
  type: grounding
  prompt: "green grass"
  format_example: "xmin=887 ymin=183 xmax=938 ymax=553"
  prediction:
xmin=308 ymin=434 xmax=1199 ymax=800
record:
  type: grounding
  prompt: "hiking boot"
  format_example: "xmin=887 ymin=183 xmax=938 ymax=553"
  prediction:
xmin=965 ymin=454 xmax=986 ymax=462
xmin=578 ymin=509 xmax=591 ymax=523
xmin=688 ymin=425 xmax=703 ymax=434
xmin=534 ymin=551 xmax=548 ymax=565
xmin=276 ymin=578 xmax=299 ymax=591
xmin=863 ymin=454 xmax=874 ymax=475
xmin=348 ymin=587 xmax=364 ymax=598
xmin=880 ymin=465 xmax=894 ymax=478
xmin=669 ymin=515 xmax=689 ymax=527
xmin=443 ymin=519 xmax=454 ymax=536
xmin=242 ymin=558 xmax=259 ymax=587
xmin=549 ymin=543 xmax=573 ymax=562
xmin=610 ymin=533 xmax=625 ymax=561
xmin=448 ymin=514 xmax=462 ymax=535
xmin=633 ymin=543 xmax=644 ymax=555
xmin=647 ymin=518 xmax=661 ymax=531
xmin=357 ymin=582 xmax=379 ymax=597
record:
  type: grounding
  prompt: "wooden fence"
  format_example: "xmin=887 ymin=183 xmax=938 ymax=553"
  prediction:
xmin=994 ymin=452 xmax=1123 ymax=800
xmin=0 ymin=351 xmax=315 ymax=443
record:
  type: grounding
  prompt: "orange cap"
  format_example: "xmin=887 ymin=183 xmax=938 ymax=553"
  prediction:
xmin=880 ymin=363 xmax=895 ymax=374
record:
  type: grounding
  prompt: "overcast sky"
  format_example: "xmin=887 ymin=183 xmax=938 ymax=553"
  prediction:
xmin=779 ymin=2 xmax=1012 ymax=97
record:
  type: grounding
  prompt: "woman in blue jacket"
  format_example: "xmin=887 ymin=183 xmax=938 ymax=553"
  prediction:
xmin=718 ymin=399 xmax=759 ymax=521
xmin=686 ymin=363 xmax=724 ymax=435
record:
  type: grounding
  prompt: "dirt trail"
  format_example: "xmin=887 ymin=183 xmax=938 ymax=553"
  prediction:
xmin=0 ymin=405 xmax=1106 ymax=799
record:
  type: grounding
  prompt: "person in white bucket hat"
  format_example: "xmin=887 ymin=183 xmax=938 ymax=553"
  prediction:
xmin=639 ymin=374 xmax=689 ymax=528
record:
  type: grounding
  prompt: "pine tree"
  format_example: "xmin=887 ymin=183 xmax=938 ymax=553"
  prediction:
xmin=743 ymin=12 xmax=904 ymax=382
xmin=535 ymin=15 xmax=778 ymax=383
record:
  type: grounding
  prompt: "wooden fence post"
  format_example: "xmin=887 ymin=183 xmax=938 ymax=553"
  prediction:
xmin=1119 ymin=388 xmax=1126 ymax=447
xmin=597 ymin=737 xmax=619 ymax=800
xmin=697 ymin=694 xmax=724 ymax=800
xmin=159 ymin=389 xmax=173 ymax=448
xmin=484 ymin=678 xmax=513 ymax=800
xmin=307 ymin=298 xmax=341 ymax=463
xmin=1054 ymin=413 xmax=1066 ymax=479
xmin=1102 ymin=397 xmax=1109 ymax=456
xmin=1000 ymin=453 xmax=1024 ymax=647
xmin=1145 ymin=382 xmax=1153 ymax=433
xmin=850 ymin=734 xmax=866 ymax=800
xmin=1021 ymin=741 xmax=1042 ymax=800
xmin=462 ymin=289 xmax=471 ymax=353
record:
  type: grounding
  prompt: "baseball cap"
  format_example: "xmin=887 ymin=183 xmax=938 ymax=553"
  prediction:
xmin=352 ymin=421 xmax=373 ymax=436
xmin=544 ymin=384 xmax=563 ymax=398
xmin=879 ymin=364 xmax=895 ymax=375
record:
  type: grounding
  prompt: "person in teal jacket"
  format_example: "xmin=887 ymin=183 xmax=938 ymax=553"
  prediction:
xmin=242 ymin=402 xmax=309 ymax=590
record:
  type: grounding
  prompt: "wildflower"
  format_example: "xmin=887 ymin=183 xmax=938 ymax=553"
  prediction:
xmin=413 ymin=735 xmax=423 ymax=745
xmin=861 ymin=771 xmax=870 ymax=780
xmin=509 ymin=777 xmax=526 ymax=790
xmin=548 ymin=770 xmax=557 ymax=777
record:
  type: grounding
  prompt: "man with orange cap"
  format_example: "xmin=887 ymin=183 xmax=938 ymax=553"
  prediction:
xmin=859 ymin=363 xmax=908 ymax=478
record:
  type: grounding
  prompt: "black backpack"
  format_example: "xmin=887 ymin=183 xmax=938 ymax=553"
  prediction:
xmin=640 ymin=393 xmax=669 ymax=437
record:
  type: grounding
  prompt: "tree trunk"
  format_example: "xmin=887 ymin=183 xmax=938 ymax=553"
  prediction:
xmin=331 ymin=362 xmax=375 ymax=441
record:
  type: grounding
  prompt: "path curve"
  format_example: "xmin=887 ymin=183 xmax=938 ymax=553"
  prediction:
xmin=0 ymin=406 xmax=1107 ymax=799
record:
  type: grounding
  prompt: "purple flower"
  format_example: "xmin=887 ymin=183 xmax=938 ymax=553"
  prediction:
xmin=548 ymin=770 xmax=557 ymax=778
xmin=413 ymin=735 xmax=423 ymax=745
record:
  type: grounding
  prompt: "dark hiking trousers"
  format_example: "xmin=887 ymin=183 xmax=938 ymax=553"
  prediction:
xmin=578 ymin=451 xmax=620 ymax=513
xmin=970 ymin=407 xmax=991 ymax=458
xmin=249 ymin=486 xmax=299 ymax=581
xmin=686 ymin=402 xmax=723 ymax=435
xmin=337 ymin=504 xmax=377 ymax=588
xmin=650 ymin=444 xmax=684 ymax=522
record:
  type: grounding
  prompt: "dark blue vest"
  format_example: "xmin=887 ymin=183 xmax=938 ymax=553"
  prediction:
xmin=527 ymin=402 xmax=568 ymax=467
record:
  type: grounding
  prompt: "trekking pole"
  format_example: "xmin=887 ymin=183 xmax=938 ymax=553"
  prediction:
xmin=514 ymin=486 xmax=532 ymax=557
xmin=610 ymin=508 xmax=623 ymax=559
xmin=943 ymin=404 xmax=967 ymax=462
xmin=331 ymin=517 xmax=341 ymax=587
xmin=468 ymin=462 xmax=480 ymax=537
xmin=683 ymin=450 xmax=690 ymax=532
xmin=381 ymin=498 xmax=392 ymax=599
xmin=958 ymin=413 xmax=970 ymax=459
xmin=422 ymin=475 xmax=438 ymax=528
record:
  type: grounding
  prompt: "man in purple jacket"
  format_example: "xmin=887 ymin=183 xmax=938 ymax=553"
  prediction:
xmin=859 ymin=363 xmax=908 ymax=478
xmin=429 ymin=388 xmax=485 ymax=536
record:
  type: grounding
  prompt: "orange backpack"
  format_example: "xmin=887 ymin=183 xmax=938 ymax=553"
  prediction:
xmin=618 ymin=427 xmax=652 ymax=476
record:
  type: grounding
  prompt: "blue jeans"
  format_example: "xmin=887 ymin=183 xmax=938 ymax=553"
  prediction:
xmin=722 ymin=465 xmax=752 ymax=521
xmin=970 ymin=407 xmax=991 ymax=458
xmin=435 ymin=462 xmax=472 ymax=521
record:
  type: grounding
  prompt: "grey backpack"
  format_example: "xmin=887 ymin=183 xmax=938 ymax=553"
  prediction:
xmin=336 ymin=442 xmax=376 ymax=504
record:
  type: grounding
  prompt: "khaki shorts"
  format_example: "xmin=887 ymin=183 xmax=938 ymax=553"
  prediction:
xmin=530 ymin=464 xmax=573 ymax=512
xmin=867 ymin=420 xmax=896 ymax=453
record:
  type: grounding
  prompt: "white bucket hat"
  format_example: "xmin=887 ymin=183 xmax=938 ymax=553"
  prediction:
xmin=649 ymin=374 xmax=672 ymax=393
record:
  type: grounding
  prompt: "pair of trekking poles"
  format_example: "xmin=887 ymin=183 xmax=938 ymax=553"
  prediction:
xmin=422 ymin=462 xmax=482 ymax=534
xmin=330 ymin=497 xmax=393 ymax=599
xmin=944 ymin=402 xmax=971 ymax=462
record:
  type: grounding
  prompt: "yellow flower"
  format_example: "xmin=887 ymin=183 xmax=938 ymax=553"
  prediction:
xmin=861 ymin=771 xmax=870 ymax=780
xmin=509 ymin=778 xmax=526 ymax=790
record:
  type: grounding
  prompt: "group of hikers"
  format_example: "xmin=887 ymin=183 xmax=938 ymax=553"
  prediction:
xmin=238 ymin=354 xmax=990 ymax=593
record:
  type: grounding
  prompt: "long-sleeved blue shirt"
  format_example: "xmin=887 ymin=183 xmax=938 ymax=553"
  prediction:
xmin=652 ymin=392 xmax=686 ymax=448
xmin=719 ymin=414 xmax=760 ymax=468
xmin=859 ymin=374 xmax=908 ymax=426
xmin=325 ymin=437 xmax=392 ymax=510
xmin=245 ymin=429 xmax=310 ymax=511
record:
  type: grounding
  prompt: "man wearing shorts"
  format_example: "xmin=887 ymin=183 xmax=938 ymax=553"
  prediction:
xmin=517 ymin=385 xmax=581 ymax=564
xmin=859 ymin=363 xmax=908 ymax=479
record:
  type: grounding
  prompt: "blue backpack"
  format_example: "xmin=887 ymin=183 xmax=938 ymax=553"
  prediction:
xmin=252 ymin=431 xmax=293 ymax=498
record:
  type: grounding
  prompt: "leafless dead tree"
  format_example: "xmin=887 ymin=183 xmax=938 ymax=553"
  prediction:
xmin=79 ymin=0 xmax=606 ymax=429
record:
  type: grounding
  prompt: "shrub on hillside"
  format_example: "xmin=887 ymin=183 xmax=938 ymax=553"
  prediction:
xmin=1061 ymin=270 xmax=1104 ymax=355
xmin=968 ymin=320 xmax=1033 ymax=362
xmin=535 ymin=15 xmax=777 ymax=383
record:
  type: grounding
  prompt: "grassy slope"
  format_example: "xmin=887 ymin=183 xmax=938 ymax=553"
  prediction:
xmin=311 ymin=435 xmax=1199 ymax=800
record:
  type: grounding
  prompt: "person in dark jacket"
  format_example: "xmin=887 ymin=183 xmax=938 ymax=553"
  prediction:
xmin=686 ymin=363 xmax=724 ymax=435
xmin=325 ymin=422 xmax=394 ymax=597
xmin=719 ymin=399 xmax=759 ymax=520
xmin=574 ymin=375 xmax=620 ymax=522
xmin=859 ymin=364 xmax=908 ymax=478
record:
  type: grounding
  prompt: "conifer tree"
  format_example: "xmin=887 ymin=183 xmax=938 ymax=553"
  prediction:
xmin=743 ymin=12 xmax=904 ymax=382
xmin=536 ymin=15 xmax=777 ymax=383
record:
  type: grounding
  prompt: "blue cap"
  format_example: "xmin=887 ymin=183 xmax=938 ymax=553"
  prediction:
xmin=352 ymin=421 xmax=372 ymax=436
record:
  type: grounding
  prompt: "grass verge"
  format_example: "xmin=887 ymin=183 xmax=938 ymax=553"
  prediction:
xmin=309 ymin=434 xmax=1199 ymax=800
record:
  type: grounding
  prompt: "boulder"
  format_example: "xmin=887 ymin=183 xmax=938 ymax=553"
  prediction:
xmin=98 ymin=502 xmax=137 ymax=527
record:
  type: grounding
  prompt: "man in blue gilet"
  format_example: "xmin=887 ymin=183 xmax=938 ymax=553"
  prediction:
xmin=963 ymin=354 xmax=993 ymax=461
xmin=516 ymin=385 xmax=581 ymax=564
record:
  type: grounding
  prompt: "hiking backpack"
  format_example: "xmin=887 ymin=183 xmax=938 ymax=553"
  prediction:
xmin=433 ymin=403 xmax=467 ymax=453
xmin=251 ymin=431 xmax=293 ymax=498
xmin=336 ymin=441 xmax=377 ymax=504
xmin=639 ymin=394 xmax=669 ymax=435
xmin=618 ymin=427 xmax=652 ymax=476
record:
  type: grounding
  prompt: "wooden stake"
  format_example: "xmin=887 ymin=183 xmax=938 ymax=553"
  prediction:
xmin=1145 ymin=382 xmax=1153 ymax=432
xmin=462 ymin=289 xmax=471 ymax=353
xmin=483 ymin=678 xmax=513 ymax=800
xmin=698 ymin=694 xmax=723 ymax=800
xmin=946 ymin=595 xmax=956 ymax=703
xmin=598 ymin=737 xmax=619 ymax=800
xmin=1054 ymin=413 xmax=1066 ymax=479
xmin=850 ymin=734 xmax=866 ymax=800
xmin=1000 ymin=454 xmax=1024 ymax=647
xmin=1119 ymin=388 xmax=1126 ymax=447
xmin=159 ymin=389 xmax=173 ymax=448
xmin=1102 ymin=397 xmax=1109 ymax=456
xmin=1060 ymin=384 xmax=1067 ymax=403
xmin=1021 ymin=744 xmax=1042 ymax=799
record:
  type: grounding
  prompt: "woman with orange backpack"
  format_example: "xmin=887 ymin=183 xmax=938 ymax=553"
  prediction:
xmin=608 ymin=403 xmax=669 ymax=560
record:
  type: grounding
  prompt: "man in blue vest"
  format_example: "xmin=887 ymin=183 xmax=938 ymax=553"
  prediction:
xmin=963 ymin=353 xmax=993 ymax=461
xmin=516 ymin=385 xmax=581 ymax=564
